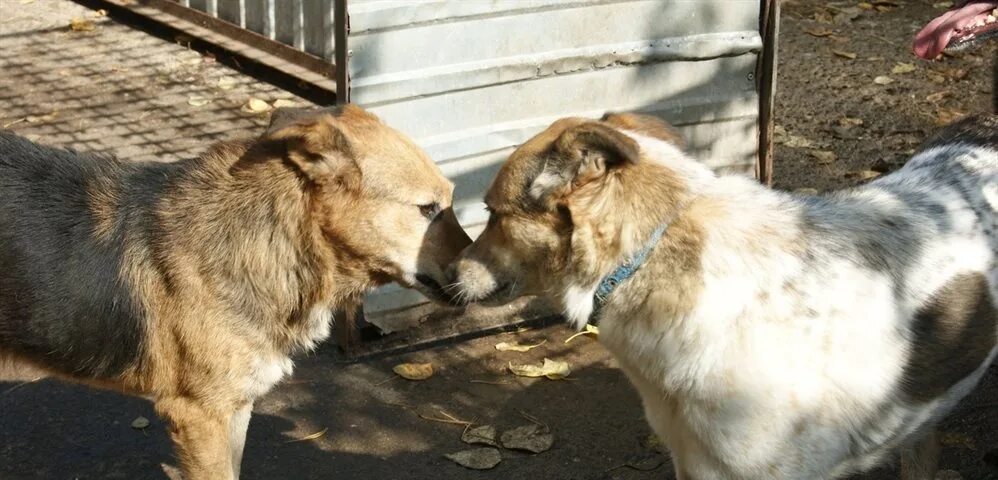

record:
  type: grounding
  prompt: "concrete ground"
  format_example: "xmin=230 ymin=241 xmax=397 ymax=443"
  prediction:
xmin=1 ymin=1 xmax=996 ymax=479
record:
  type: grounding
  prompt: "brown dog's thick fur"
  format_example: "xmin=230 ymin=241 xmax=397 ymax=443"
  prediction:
xmin=0 ymin=105 xmax=470 ymax=479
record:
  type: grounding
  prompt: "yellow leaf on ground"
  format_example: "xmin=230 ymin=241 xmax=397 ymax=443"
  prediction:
xmin=187 ymin=96 xmax=211 ymax=107
xmin=803 ymin=27 xmax=834 ymax=37
xmin=891 ymin=62 xmax=916 ymax=74
xmin=873 ymin=76 xmax=894 ymax=85
xmin=495 ymin=340 xmax=546 ymax=352
xmin=131 ymin=416 xmax=150 ymax=429
xmin=242 ymin=98 xmax=272 ymax=113
xmin=393 ymin=363 xmax=433 ymax=380
xmin=809 ymin=150 xmax=837 ymax=164
xmin=565 ymin=324 xmax=599 ymax=344
xmin=509 ymin=358 xmax=570 ymax=380
xmin=940 ymin=431 xmax=976 ymax=450
xmin=216 ymin=76 xmax=237 ymax=90
xmin=837 ymin=117 xmax=864 ymax=127
xmin=272 ymin=99 xmax=299 ymax=108
xmin=69 ymin=18 xmax=95 ymax=32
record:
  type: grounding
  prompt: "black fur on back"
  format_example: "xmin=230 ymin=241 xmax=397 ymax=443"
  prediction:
xmin=0 ymin=132 xmax=171 ymax=378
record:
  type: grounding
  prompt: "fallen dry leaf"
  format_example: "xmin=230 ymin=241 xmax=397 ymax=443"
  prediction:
xmin=933 ymin=1 xmax=953 ymax=9
xmin=216 ymin=76 xmax=237 ymax=90
xmin=940 ymin=431 xmax=976 ymax=450
xmin=508 ymin=358 xmax=570 ymax=380
xmin=809 ymin=150 xmax=837 ymax=164
xmin=565 ymin=324 xmax=599 ymax=344
xmin=461 ymin=425 xmax=498 ymax=447
xmin=837 ymin=117 xmax=864 ymax=127
xmin=242 ymin=98 xmax=272 ymax=113
xmin=284 ymin=427 xmax=328 ymax=443
xmin=69 ymin=18 xmax=95 ymax=32
xmin=803 ymin=27 xmax=835 ymax=37
xmin=925 ymin=91 xmax=950 ymax=102
xmin=935 ymin=107 xmax=966 ymax=126
xmin=272 ymin=99 xmax=299 ymax=108
xmin=131 ymin=416 xmax=150 ymax=429
xmin=495 ymin=340 xmax=546 ymax=352
xmin=873 ymin=76 xmax=894 ymax=85
xmin=187 ymin=96 xmax=211 ymax=107
xmin=393 ymin=362 xmax=433 ymax=380
xmin=500 ymin=424 xmax=554 ymax=454
xmin=19 ymin=0 xmax=36 ymax=4
xmin=846 ymin=170 xmax=881 ymax=181
xmin=832 ymin=50 xmax=857 ymax=60
xmin=891 ymin=62 xmax=916 ymax=75
xmin=445 ymin=448 xmax=502 ymax=470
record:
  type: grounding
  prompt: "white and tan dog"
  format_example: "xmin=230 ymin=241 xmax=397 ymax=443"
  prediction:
xmin=447 ymin=112 xmax=998 ymax=479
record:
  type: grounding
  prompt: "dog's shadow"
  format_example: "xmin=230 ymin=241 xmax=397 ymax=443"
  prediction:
xmin=0 ymin=379 xmax=334 ymax=480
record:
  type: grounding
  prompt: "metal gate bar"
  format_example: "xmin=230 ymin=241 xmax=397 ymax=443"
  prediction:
xmin=99 ymin=0 xmax=347 ymax=99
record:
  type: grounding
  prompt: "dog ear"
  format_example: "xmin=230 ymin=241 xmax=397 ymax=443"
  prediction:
xmin=528 ymin=122 xmax=639 ymax=205
xmin=267 ymin=114 xmax=362 ymax=191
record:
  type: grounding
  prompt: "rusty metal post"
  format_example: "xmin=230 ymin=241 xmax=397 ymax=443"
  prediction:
xmin=756 ymin=0 xmax=780 ymax=186
xmin=334 ymin=0 xmax=350 ymax=105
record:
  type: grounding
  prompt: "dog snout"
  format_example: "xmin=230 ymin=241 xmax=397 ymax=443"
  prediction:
xmin=445 ymin=255 xmax=502 ymax=305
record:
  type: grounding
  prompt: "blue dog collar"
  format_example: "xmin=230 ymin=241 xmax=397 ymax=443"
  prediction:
xmin=588 ymin=204 xmax=687 ymax=326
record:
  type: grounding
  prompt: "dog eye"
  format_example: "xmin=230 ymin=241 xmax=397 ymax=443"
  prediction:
xmin=419 ymin=202 xmax=442 ymax=220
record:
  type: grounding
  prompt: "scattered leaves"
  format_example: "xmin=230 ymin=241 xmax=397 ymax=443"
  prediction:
xmin=495 ymin=340 xmax=546 ymax=352
xmin=461 ymin=425 xmax=498 ymax=447
xmin=445 ymin=448 xmax=502 ymax=470
xmin=873 ymin=76 xmax=894 ymax=85
xmin=187 ymin=96 xmax=211 ymax=107
xmin=565 ymin=324 xmax=599 ymax=344
xmin=809 ymin=150 xmax=837 ymax=164
xmin=891 ymin=62 xmax=916 ymax=74
xmin=508 ymin=358 xmax=570 ymax=380
xmin=500 ymin=424 xmax=554 ymax=453
xmin=242 ymin=98 xmax=273 ymax=113
xmin=69 ymin=18 xmax=96 ymax=32
xmin=131 ymin=416 xmax=150 ymax=429
xmin=393 ymin=362 xmax=434 ymax=381
xmin=284 ymin=427 xmax=327 ymax=443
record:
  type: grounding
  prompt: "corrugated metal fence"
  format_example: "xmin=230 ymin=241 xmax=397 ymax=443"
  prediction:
xmin=122 ymin=0 xmax=777 ymax=316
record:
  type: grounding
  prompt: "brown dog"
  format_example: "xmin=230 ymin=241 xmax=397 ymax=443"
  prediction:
xmin=0 ymin=104 xmax=470 ymax=479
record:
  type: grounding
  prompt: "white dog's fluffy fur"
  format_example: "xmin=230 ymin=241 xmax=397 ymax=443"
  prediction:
xmin=588 ymin=117 xmax=997 ymax=479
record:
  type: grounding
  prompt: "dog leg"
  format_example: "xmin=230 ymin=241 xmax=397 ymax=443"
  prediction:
xmin=900 ymin=430 xmax=940 ymax=480
xmin=156 ymin=397 xmax=236 ymax=480
xmin=229 ymin=403 xmax=253 ymax=479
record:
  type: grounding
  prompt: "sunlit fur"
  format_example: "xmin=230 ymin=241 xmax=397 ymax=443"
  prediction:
xmin=450 ymin=112 xmax=998 ymax=479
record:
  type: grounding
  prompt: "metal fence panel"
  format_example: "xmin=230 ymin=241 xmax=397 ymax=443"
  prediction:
xmin=149 ymin=0 xmax=771 ymax=315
